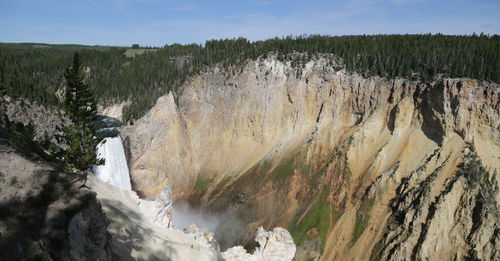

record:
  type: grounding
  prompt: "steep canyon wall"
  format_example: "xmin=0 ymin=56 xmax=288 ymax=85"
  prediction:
xmin=122 ymin=56 xmax=500 ymax=260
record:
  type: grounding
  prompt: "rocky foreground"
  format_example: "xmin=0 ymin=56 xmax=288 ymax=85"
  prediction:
xmin=87 ymin=174 xmax=296 ymax=261
xmin=0 ymin=135 xmax=112 ymax=260
xmin=0 ymin=126 xmax=296 ymax=261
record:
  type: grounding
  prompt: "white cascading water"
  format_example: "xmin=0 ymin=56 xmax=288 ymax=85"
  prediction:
xmin=89 ymin=136 xmax=296 ymax=261
xmin=93 ymin=136 xmax=132 ymax=190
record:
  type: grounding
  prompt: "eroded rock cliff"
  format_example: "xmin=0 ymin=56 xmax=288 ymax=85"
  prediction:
xmin=121 ymin=55 xmax=499 ymax=260
xmin=0 ymin=135 xmax=112 ymax=261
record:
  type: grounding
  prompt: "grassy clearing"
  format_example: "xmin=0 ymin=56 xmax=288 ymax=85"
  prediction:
xmin=32 ymin=44 xmax=50 ymax=49
xmin=349 ymin=198 xmax=375 ymax=247
xmin=289 ymin=188 xmax=331 ymax=253
xmin=195 ymin=174 xmax=216 ymax=192
xmin=369 ymin=239 xmax=385 ymax=261
xmin=124 ymin=48 xmax=158 ymax=58
xmin=213 ymin=175 xmax=232 ymax=193
xmin=273 ymin=158 xmax=295 ymax=180
xmin=207 ymin=161 xmax=272 ymax=211
xmin=332 ymin=208 xmax=344 ymax=223
xmin=238 ymin=160 xmax=270 ymax=187
xmin=219 ymin=175 xmax=231 ymax=186
xmin=296 ymin=159 xmax=311 ymax=174
xmin=276 ymin=155 xmax=312 ymax=180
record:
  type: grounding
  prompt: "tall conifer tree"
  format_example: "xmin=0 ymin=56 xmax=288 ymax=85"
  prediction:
xmin=63 ymin=52 xmax=97 ymax=126
xmin=55 ymin=52 xmax=102 ymax=172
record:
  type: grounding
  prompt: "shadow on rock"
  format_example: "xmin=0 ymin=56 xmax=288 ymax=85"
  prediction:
xmin=100 ymin=198 xmax=177 ymax=261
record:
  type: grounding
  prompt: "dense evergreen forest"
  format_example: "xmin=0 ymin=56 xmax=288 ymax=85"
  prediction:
xmin=0 ymin=34 xmax=498 ymax=123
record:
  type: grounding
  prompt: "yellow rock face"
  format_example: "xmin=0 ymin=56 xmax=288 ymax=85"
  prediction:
xmin=121 ymin=56 xmax=500 ymax=260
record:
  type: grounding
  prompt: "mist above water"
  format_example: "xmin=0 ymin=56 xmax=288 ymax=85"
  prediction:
xmin=172 ymin=201 xmax=221 ymax=231
xmin=171 ymin=200 xmax=247 ymax=250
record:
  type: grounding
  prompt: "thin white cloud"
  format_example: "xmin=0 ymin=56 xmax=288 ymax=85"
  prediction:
xmin=323 ymin=6 xmax=372 ymax=20
xmin=169 ymin=4 xmax=196 ymax=11
xmin=88 ymin=0 xmax=102 ymax=8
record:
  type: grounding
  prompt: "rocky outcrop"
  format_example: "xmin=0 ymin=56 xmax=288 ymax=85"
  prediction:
xmin=121 ymin=55 xmax=499 ymax=260
xmin=67 ymin=198 xmax=112 ymax=261
xmin=222 ymin=227 xmax=296 ymax=261
xmin=151 ymin=184 xmax=174 ymax=228
xmin=186 ymin=224 xmax=220 ymax=252
xmin=88 ymin=162 xmax=295 ymax=261
xmin=87 ymin=174 xmax=223 ymax=260
xmin=0 ymin=135 xmax=112 ymax=261
xmin=372 ymin=146 xmax=499 ymax=261
xmin=3 ymin=98 xmax=67 ymax=141
xmin=98 ymin=101 xmax=130 ymax=123
xmin=88 ymin=172 xmax=278 ymax=260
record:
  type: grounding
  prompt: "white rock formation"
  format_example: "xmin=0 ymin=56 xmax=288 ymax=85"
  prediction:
xmin=186 ymin=224 xmax=220 ymax=252
xmin=98 ymin=100 xmax=130 ymax=122
xmin=88 ymin=173 xmax=297 ymax=260
xmin=222 ymin=226 xmax=296 ymax=261
xmin=87 ymin=175 xmax=222 ymax=260
xmin=93 ymin=136 xmax=132 ymax=190
xmin=137 ymin=184 xmax=173 ymax=228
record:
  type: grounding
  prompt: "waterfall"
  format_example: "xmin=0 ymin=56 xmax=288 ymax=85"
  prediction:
xmin=93 ymin=136 xmax=132 ymax=190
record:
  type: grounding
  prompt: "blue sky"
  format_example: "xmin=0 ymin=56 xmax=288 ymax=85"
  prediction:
xmin=0 ymin=0 xmax=499 ymax=46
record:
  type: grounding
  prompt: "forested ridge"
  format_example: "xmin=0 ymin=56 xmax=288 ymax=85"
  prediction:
xmin=1 ymin=34 xmax=498 ymax=123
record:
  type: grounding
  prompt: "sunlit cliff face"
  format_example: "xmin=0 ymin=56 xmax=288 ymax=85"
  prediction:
xmin=121 ymin=56 xmax=500 ymax=260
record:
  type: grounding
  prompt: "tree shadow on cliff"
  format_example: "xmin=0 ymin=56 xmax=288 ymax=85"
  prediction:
xmin=100 ymin=198 xmax=177 ymax=261
xmin=0 ymin=168 xmax=58 ymax=259
xmin=0 ymin=167 xmax=95 ymax=260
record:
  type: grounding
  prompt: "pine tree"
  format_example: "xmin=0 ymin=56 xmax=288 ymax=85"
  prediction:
xmin=63 ymin=52 xmax=97 ymax=126
xmin=55 ymin=52 xmax=102 ymax=172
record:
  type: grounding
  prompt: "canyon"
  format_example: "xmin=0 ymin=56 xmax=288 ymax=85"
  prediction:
xmin=116 ymin=55 xmax=500 ymax=260
xmin=2 ymin=53 xmax=498 ymax=260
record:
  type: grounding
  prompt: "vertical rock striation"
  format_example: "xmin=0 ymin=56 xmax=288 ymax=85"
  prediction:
xmin=121 ymin=55 xmax=499 ymax=260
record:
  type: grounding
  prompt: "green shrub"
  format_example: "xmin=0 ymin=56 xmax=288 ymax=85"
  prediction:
xmin=289 ymin=188 xmax=331 ymax=253
xmin=195 ymin=174 xmax=215 ymax=192
xmin=349 ymin=198 xmax=375 ymax=247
